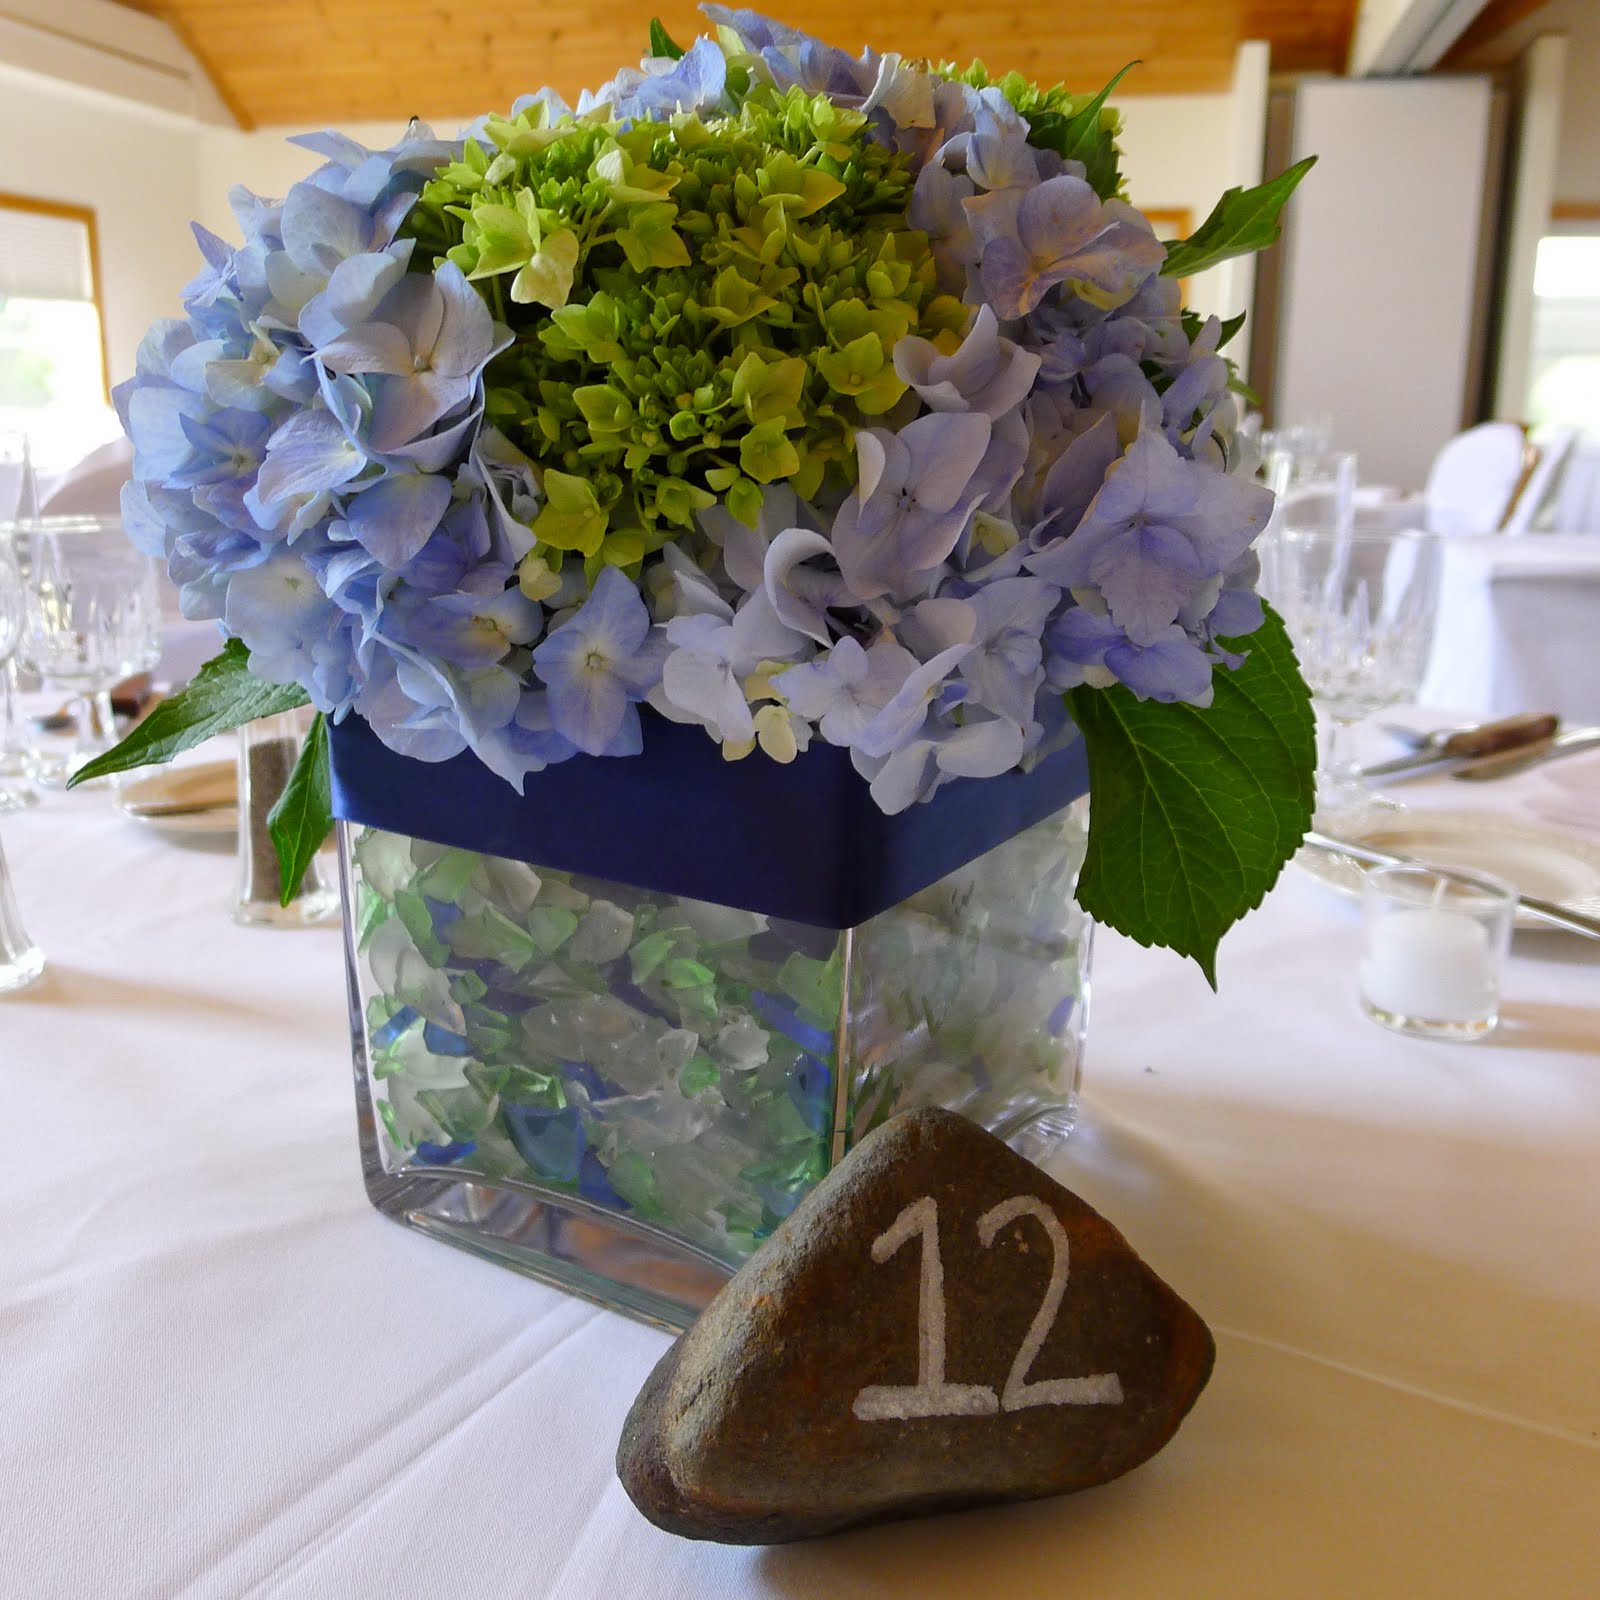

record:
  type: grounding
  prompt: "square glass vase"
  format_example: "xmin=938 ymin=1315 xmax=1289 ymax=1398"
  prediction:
xmin=338 ymin=802 xmax=1092 ymax=1332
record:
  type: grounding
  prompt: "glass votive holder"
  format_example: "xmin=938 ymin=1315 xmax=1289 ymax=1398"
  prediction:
xmin=1360 ymin=864 xmax=1517 ymax=1041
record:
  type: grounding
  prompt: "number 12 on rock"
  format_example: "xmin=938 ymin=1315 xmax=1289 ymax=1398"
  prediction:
xmin=852 ymin=1195 xmax=1126 ymax=1423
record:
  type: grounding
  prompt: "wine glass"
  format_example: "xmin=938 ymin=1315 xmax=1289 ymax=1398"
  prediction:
xmin=20 ymin=515 xmax=163 ymax=785
xmin=1264 ymin=446 xmax=1357 ymax=537
xmin=1262 ymin=525 xmax=1442 ymax=825
xmin=0 ymin=433 xmax=44 ymax=791
xmin=0 ymin=536 xmax=38 ymax=812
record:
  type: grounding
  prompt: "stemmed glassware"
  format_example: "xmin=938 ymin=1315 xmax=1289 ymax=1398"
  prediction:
xmin=0 ymin=536 xmax=38 ymax=812
xmin=20 ymin=515 xmax=163 ymax=784
xmin=1262 ymin=524 xmax=1442 ymax=823
xmin=0 ymin=534 xmax=45 ymax=991
xmin=1264 ymin=446 xmax=1358 ymax=537
xmin=0 ymin=433 xmax=43 ymax=801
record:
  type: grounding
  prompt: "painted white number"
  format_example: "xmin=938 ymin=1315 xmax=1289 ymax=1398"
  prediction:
xmin=851 ymin=1198 xmax=1000 ymax=1421
xmin=976 ymin=1195 xmax=1124 ymax=1411
xmin=851 ymin=1193 xmax=1124 ymax=1422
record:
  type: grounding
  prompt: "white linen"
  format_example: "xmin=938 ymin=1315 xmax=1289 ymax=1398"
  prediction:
xmin=1505 ymin=425 xmax=1581 ymax=536
xmin=1554 ymin=439 xmax=1600 ymax=536
xmin=2 ymin=747 xmax=1598 ymax=1598
xmin=1420 ymin=534 xmax=1600 ymax=723
xmin=1527 ymin=748 xmax=1600 ymax=834
xmin=157 ymin=616 xmax=226 ymax=688
xmin=1351 ymin=484 xmax=1425 ymax=533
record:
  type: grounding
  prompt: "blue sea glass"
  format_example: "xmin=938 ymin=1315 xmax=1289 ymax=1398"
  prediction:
xmin=339 ymin=802 xmax=1092 ymax=1331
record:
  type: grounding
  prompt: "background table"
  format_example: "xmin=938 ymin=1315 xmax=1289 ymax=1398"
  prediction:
xmin=3 ymin=741 xmax=1598 ymax=1599
xmin=1420 ymin=534 xmax=1600 ymax=724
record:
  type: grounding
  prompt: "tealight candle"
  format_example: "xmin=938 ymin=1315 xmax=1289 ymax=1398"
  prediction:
xmin=1360 ymin=865 xmax=1517 ymax=1041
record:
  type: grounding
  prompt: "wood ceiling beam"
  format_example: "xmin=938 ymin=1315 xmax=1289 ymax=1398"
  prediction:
xmin=1440 ymin=0 xmax=1557 ymax=66
xmin=115 ymin=0 xmax=1360 ymax=126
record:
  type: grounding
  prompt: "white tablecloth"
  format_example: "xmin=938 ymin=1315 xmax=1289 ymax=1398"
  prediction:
xmin=3 ymin=746 xmax=1599 ymax=1598
xmin=1421 ymin=535 xmax=1600 ymax=723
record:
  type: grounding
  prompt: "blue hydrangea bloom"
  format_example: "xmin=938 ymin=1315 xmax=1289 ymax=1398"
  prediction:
xmin=111 ymin=13 xmax=1284 ymax=810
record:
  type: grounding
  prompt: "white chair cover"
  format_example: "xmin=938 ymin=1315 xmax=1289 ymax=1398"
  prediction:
xmin=38 ymin=437 xmax=132 ymax=517
xmin=1503 ymin=425 xmax=1579 ymax=535
xmin=1423 ymin=421 xmax=1530 ymax=536
xmin=1553 ymin=438 xmax=1600 ymax=535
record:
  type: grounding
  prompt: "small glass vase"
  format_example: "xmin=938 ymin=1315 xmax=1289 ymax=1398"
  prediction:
xmin=338 ymin=802 xmax=1093 ymax=1330
xmin=232 ymin=710 xmax=339 ymax=928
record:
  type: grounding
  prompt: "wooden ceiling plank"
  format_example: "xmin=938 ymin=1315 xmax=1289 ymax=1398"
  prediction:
xmin=117 ymin=0 xmax=1357 ymax=126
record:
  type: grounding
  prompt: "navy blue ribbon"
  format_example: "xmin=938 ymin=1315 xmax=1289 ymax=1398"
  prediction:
xmin=328 ymin=713 xmax=1089 ymax=930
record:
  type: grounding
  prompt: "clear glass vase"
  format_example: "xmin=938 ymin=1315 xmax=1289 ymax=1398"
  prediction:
xmin=338 ymin=801 xmax=1093 ymax=1330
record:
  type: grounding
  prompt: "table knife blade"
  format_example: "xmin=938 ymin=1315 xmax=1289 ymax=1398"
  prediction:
xmin=1451 ymin=728 xmax=1600 ymax=782
xmin=1357 ymin=712 xmax=1559 ymax=780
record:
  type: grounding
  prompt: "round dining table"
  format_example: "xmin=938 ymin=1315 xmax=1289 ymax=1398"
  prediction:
xmin=3 ymin=732 xmax=1598 ymax=1599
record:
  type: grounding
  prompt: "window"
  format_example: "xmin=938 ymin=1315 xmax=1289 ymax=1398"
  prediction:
xmin=1527 ymin=225 xmax=1600 ymax=439
xmin=0 ymin=194 xmax=112 ymax=477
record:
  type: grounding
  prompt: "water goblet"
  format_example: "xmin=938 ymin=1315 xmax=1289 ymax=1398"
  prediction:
xmin=0 ymin=432 xmax=45 ymax=790
xmin=1264 ymin=446 xmax=1358 ymax=538
xmin=1261 ymin=525 xmax=1442 ymax=825
xmin=20 ymin=515 xmax=163 ymax=785
xmin=0 ymin=536 xmax=39 ymax=812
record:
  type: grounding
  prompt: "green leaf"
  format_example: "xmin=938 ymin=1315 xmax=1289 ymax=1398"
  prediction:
xmin=68 ymin=638 xmax=308 ymax=788
xmin=1065 ymin=604 xmax=1315 ymax=986
xmin=648 ymin=17 xmax=686 ymax=59
xmin=266 ymin=713 xmax=332 ymax=907
xmin=1162 ymin=156 xmax=1317 ymax=280
xmin=1054 ymin=62 xmax=1139 ymax=199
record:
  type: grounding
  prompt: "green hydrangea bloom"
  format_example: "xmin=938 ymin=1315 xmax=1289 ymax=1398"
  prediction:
xmin=401 ymin=84 xmax=966 ymax=579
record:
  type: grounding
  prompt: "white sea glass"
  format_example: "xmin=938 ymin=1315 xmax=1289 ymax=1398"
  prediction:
xmin=338 ymin=801 xmax=1094 ymax=1330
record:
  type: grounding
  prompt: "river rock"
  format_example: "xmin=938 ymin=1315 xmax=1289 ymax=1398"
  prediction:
xmin=616 ymin=1106 xmax=1214 ymax=1544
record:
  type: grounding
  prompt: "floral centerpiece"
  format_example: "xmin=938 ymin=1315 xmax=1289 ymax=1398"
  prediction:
xmin=83 ymin=7 xmax=1315 ymax=1325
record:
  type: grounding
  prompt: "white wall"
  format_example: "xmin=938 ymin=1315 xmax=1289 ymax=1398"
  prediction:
xmin=1113 ymin=42 xmax=1270 ymax=362
xmin=0 ymin=71 xmax=202 ymax=389
xmin=1455 ymin=0 xmax=1600 ymax=208
xmin=1272 ymin=76 xmax=1495 ymax=490
xmin=1116 ymin=87 xmax=1234 ymax=317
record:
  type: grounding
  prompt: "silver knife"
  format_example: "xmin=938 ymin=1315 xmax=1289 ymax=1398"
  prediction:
xmin=1356 ymin=712 xmax=1560 ymax=780
xmin=1451 ymin=728 xmax=1600 ymax=782
xmin=121 ymin=797 xmax=238 ymax=818
xmin=1301 ymin=831 xmax=1600 ymax=940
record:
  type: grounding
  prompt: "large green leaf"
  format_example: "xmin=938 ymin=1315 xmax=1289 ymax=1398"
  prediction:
xmin=1161 ymin=156 xmax=1317 ymax=280
xmin=266 ymin=712 xmax=333 ymax=907
xmin=68 ymin=638 xmax=309 ymax=788
xmin=1025 ymin=62 xmax=1138 ymax=200
xmin=1066 ymin=604 xmax=1316 ymax=986
xmin=1055 ymin=62 xmax=1138 ymax=199
xmin=648 ymin=17 xmax=686 ymax=58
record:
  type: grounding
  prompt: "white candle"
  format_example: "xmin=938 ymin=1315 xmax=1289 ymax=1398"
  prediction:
xmin=1360 ymin=906 xmax=1496 ymax=1022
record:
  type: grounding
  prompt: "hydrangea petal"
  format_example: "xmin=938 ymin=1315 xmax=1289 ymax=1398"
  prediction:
xmin=347 ymin=471 xmax=453 ymax=567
